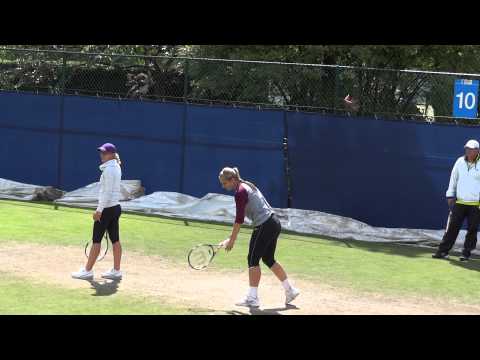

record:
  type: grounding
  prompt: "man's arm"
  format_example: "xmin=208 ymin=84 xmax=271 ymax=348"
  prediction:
xmin=446 ymin=159 xmax=459 ymax=207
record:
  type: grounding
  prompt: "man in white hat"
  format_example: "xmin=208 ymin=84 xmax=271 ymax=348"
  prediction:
xmin=433 ymin=139 xmax=480 ymax=261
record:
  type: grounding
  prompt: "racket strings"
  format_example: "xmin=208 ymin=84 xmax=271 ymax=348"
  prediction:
xmin=188 ymin=245 xmax=215 ymax=269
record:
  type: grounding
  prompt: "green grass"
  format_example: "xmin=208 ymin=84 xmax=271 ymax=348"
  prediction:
xmin=2 ymin=199 xmax=480 ymax=306
xmin=0 ymin=272 xmax=199 ymax=315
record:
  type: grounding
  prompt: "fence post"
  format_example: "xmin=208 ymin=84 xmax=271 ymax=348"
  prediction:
xmin=56 ymin=52 xmax=67 ymax=190
xmin=179 ymin=59 xmax=189 ymax=194
xmin=283 ymin=110 xmax=293 ymax=208
xmin=60 ymin=51 xmax=66 ymax=95
xmin=333 ymin=66 xmax=339 ymax=113
xmin=183 ymin=59 xmax=189 ymax=102
xmin=179 ymin=100 xmax=187 ymax=194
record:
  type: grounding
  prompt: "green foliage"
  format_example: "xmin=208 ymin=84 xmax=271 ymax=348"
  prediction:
xmin=1 ymin=45 xmax=480 ymax=119
xmin=0 ymin=45 xmax=188 ymax=99
xmin=185 ymin=45 xmax=480 ymax=118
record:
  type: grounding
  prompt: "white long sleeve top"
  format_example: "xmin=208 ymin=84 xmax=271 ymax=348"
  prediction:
xmin=446 ymin=156 xmax=480 ymax=204
xmin=96 ymin=159 xmax=122 ymax=212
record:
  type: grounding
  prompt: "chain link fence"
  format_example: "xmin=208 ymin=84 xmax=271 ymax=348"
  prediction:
xmin=0 ymin=47 xmax=479 ymax=124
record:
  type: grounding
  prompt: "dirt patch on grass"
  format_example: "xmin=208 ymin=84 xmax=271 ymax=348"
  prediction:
xmin=1 ymin=242 xmax=479 ymax=315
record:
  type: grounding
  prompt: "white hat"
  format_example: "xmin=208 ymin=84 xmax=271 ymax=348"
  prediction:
xmin=464 ymin=140 xmax=480 ymax=149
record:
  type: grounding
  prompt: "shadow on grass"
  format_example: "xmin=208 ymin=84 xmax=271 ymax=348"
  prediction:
xmin=87 ymin=279 xmax=121 ymax=297
xmin=344 ymin=240 xmax=437 ymax=259
xmin=448 ymin=257 xmax=480 ymax=273
xmin=225 ymin=304 xmax=300 ymax=315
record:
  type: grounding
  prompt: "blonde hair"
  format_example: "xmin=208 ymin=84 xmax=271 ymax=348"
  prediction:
xmin=115 ymin=153 xmax=122 ymax=166
xmin=218 ymin=167 xmax=257 ymax=191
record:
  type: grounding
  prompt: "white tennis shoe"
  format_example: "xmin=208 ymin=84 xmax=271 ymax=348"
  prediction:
xmin=285 ymin=287 xmax=300 ymax=304
xmin=235 ymin=295 xmax=260 ymax=308
xmin=101 ymin=268 xmax=122 ymax=280
xmin=71 ymin=268 xmax=94 ymax=280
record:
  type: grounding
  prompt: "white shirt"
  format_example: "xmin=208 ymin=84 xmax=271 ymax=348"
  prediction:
xmin=446 ymin=156 xmax=480 ymax=202
xmin=96 ymin=159 xmax=122 ymax=212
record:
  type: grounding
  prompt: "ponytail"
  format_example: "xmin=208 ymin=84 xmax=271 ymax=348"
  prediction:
xmin=233 ymin=167 xmax=258 ymax=192
xmin=115 ymin=153 xmax=122 ymax=166
xmin=219 ymin=166 xmax=258 ymax=192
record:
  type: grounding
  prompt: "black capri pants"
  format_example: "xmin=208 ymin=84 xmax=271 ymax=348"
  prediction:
xmin=92 ymin=204 xmax=122 ymax=244
xmin=248 ymin=214 xmax=281 ymax=268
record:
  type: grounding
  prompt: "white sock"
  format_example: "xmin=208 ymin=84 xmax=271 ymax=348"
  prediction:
xmin=282 ymin=279 xmax=292 ymax=291
xmin=248 ymin=287 xmax=258 ymax=298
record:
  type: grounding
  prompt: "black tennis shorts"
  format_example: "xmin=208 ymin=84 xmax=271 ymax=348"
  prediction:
xmin=247 ymin=214 xmax=281 ymax=268
xmin=92 ymin=204 xmax=122 ymax=244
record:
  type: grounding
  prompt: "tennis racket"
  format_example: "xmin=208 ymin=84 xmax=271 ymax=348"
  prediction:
xmin=84 ymin=232 xmax=109 ymax=262
xmin=187 ymin=244 xmax=224 ymax=270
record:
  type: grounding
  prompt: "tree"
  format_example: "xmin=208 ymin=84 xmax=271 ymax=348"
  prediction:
xmin=185 ymin=45 xmax=480 ymax=119
xmin=2 ymin=45 xmax=480 ymax=120
xmin=0 ymin=45 xmax=189 ymax=100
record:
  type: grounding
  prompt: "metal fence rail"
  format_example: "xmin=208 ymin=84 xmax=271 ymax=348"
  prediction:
xmin=0 ymin=47 xmax=479 ymax=124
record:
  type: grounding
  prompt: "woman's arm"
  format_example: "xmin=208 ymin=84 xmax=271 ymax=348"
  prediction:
xmin=94 ymin=167 xmax=113 ymax=221
xmin=97 ymin=170 xmax=111 ymax=211
xmin=222 ymin=185 xmax=248 ymax=251
xmin=224 ymin=223 xmax=241 ymax=251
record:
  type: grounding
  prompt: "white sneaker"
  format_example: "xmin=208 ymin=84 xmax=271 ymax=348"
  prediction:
xmin=285 ymin=287 xmax=300 ymax=304
xmin=101 ymin=268 xmax=122 ymax=280
xmin=235 ymin=295 xmax=260 ymax=308
xmin=71 ymin=268 xmax=93 ymax=280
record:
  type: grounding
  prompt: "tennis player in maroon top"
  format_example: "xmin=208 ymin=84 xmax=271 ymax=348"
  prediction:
xmin=219 ymin=167 xmax=300 ymax=308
